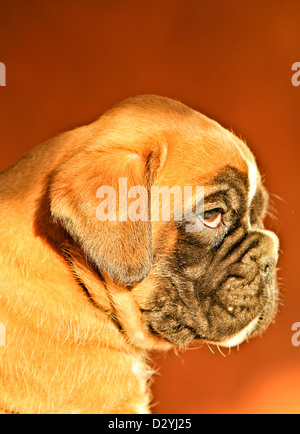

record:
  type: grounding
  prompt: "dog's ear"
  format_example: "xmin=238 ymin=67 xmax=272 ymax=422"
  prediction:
xmin=49 ymin=135 xmax=167 ymax=287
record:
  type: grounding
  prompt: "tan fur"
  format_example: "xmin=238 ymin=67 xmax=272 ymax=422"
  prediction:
xmin=0 ymin=95 xmax=254 ymax=414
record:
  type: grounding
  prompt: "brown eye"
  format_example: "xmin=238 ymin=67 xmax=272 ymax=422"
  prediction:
xmin=201 ymin=209 xmax=223 ymax=229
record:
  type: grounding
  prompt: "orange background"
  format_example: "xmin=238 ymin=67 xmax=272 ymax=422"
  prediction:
xmin=0 ymin=0 xmax=299 ymax=414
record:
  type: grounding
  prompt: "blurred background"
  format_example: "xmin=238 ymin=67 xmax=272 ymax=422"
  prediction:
xmin=0 ymin=0 xmax=299 ymax=414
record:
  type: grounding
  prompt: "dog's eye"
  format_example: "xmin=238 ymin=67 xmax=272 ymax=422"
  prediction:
xmin=201 ymin=209 xmax=223 ymax=229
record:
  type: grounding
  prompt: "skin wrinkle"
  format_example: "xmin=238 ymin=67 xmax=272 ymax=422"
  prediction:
xmin=142 ymin=167 xmax=278 ymax=346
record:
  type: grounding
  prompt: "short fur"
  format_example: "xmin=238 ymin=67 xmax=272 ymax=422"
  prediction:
xmin=0 ymin=95 xmax=279 ymax=413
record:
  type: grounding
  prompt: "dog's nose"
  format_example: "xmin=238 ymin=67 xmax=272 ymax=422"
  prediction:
xmin=259 ymin=256 xmax=276 ymax=282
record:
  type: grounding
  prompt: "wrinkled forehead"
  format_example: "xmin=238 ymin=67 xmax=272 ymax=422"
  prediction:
xmin=159 ymin=111 xmax=261 ymax=207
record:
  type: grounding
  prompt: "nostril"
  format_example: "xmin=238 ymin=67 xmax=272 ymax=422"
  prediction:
xmin=263 ymin=265 xmax=270 ymax=279
xmin=260 ymin=257 xmax=275 ymax=282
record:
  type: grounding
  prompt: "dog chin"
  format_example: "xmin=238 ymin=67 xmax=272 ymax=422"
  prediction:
xmin=211 ymin=315 xmax=261 ymax=348
xmin=145 ymin=315 xmax=262 ymax=348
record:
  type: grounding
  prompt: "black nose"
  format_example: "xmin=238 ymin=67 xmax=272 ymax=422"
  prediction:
xmin=259 ymin=257 xmax=276 ymax=282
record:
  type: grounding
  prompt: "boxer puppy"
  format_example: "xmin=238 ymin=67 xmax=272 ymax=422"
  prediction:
xmin=0 ymin=95 xmax=279 ymax=414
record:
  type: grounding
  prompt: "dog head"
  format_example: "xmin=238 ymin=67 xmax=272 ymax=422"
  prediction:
xmin=50 ymin=95 xmax=279 ymax=350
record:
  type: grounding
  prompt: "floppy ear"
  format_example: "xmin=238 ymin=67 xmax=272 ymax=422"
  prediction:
xmin=49 ymin=138 xmax=167 ymax=287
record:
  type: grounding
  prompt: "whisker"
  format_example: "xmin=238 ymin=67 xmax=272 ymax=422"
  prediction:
xmin=207 ymin=343 xmax=215 ymax=355
xmin=217 ymin=344 xmax=227 ymax=358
